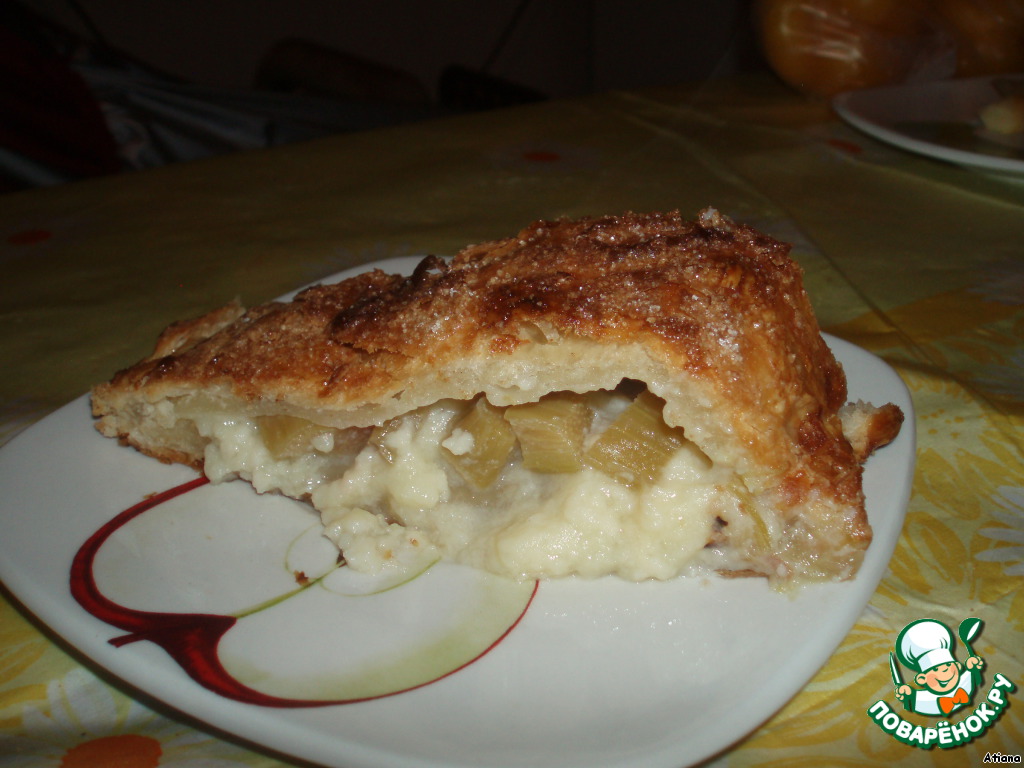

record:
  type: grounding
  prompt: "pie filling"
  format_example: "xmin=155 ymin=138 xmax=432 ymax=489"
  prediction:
xmin=180 ymin=383 xmax=782 ymax=581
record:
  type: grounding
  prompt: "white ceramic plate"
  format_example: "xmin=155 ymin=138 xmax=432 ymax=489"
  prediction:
xmin=0 ymin=258 xmax=915 ymax=768
xmin=833 ymin=74 xmax=1024 ymax=173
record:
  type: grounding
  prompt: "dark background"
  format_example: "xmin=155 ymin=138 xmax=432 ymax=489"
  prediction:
xmin=17 ymin=0 xmax=762 ymax=99
xmin=2 ymin=0 xmax=766 ymax=191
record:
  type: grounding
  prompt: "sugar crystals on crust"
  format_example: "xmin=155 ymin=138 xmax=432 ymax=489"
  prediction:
xmin=92 ymin=208 xmax=903 ymax=584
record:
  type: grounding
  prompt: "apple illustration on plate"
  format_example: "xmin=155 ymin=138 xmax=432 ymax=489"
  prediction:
xmin=71 ymin=476 xmax=537 ymax=706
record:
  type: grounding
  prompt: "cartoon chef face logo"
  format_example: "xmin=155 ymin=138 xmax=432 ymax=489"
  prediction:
xmin=891 ymin=618 xmax=985 ymax=717
xmin=869 ymin=617 xmax=1016 ymax=750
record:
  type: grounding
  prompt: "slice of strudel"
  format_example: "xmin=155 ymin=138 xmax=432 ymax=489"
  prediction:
xmin=92 ymin=208 xmax=903 ymax=584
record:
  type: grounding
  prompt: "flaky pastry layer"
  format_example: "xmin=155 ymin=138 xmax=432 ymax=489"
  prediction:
xmin=92 ymin=208 xmax=903 ymax=582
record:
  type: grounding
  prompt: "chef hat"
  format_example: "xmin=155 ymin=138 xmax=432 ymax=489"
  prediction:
xmin=896 ymin=619 xmax=956 ymax=673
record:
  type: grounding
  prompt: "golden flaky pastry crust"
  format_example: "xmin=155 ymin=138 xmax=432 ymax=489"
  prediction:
xmin=92 ymin=208 xmax=903 ymax=581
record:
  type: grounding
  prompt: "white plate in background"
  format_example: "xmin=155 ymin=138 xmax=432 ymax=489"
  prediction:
xmin=834 ymin=74 xmax=1024 ymax=173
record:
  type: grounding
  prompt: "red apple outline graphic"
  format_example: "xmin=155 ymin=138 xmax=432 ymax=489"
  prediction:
xmin=70 ymin=476 xmax=537 ymax=707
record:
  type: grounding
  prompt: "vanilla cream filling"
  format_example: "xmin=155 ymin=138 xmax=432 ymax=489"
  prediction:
xmin=187 ymin=391 xmax=769 ymax=582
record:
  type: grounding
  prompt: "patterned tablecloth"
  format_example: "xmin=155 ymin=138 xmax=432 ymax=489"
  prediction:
xmin=1 ymin=73 xmax=1021 ymax=766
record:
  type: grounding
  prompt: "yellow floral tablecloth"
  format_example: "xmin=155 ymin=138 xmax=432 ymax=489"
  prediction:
xmin=1 ymin=74 xmax=1021 ymax=766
